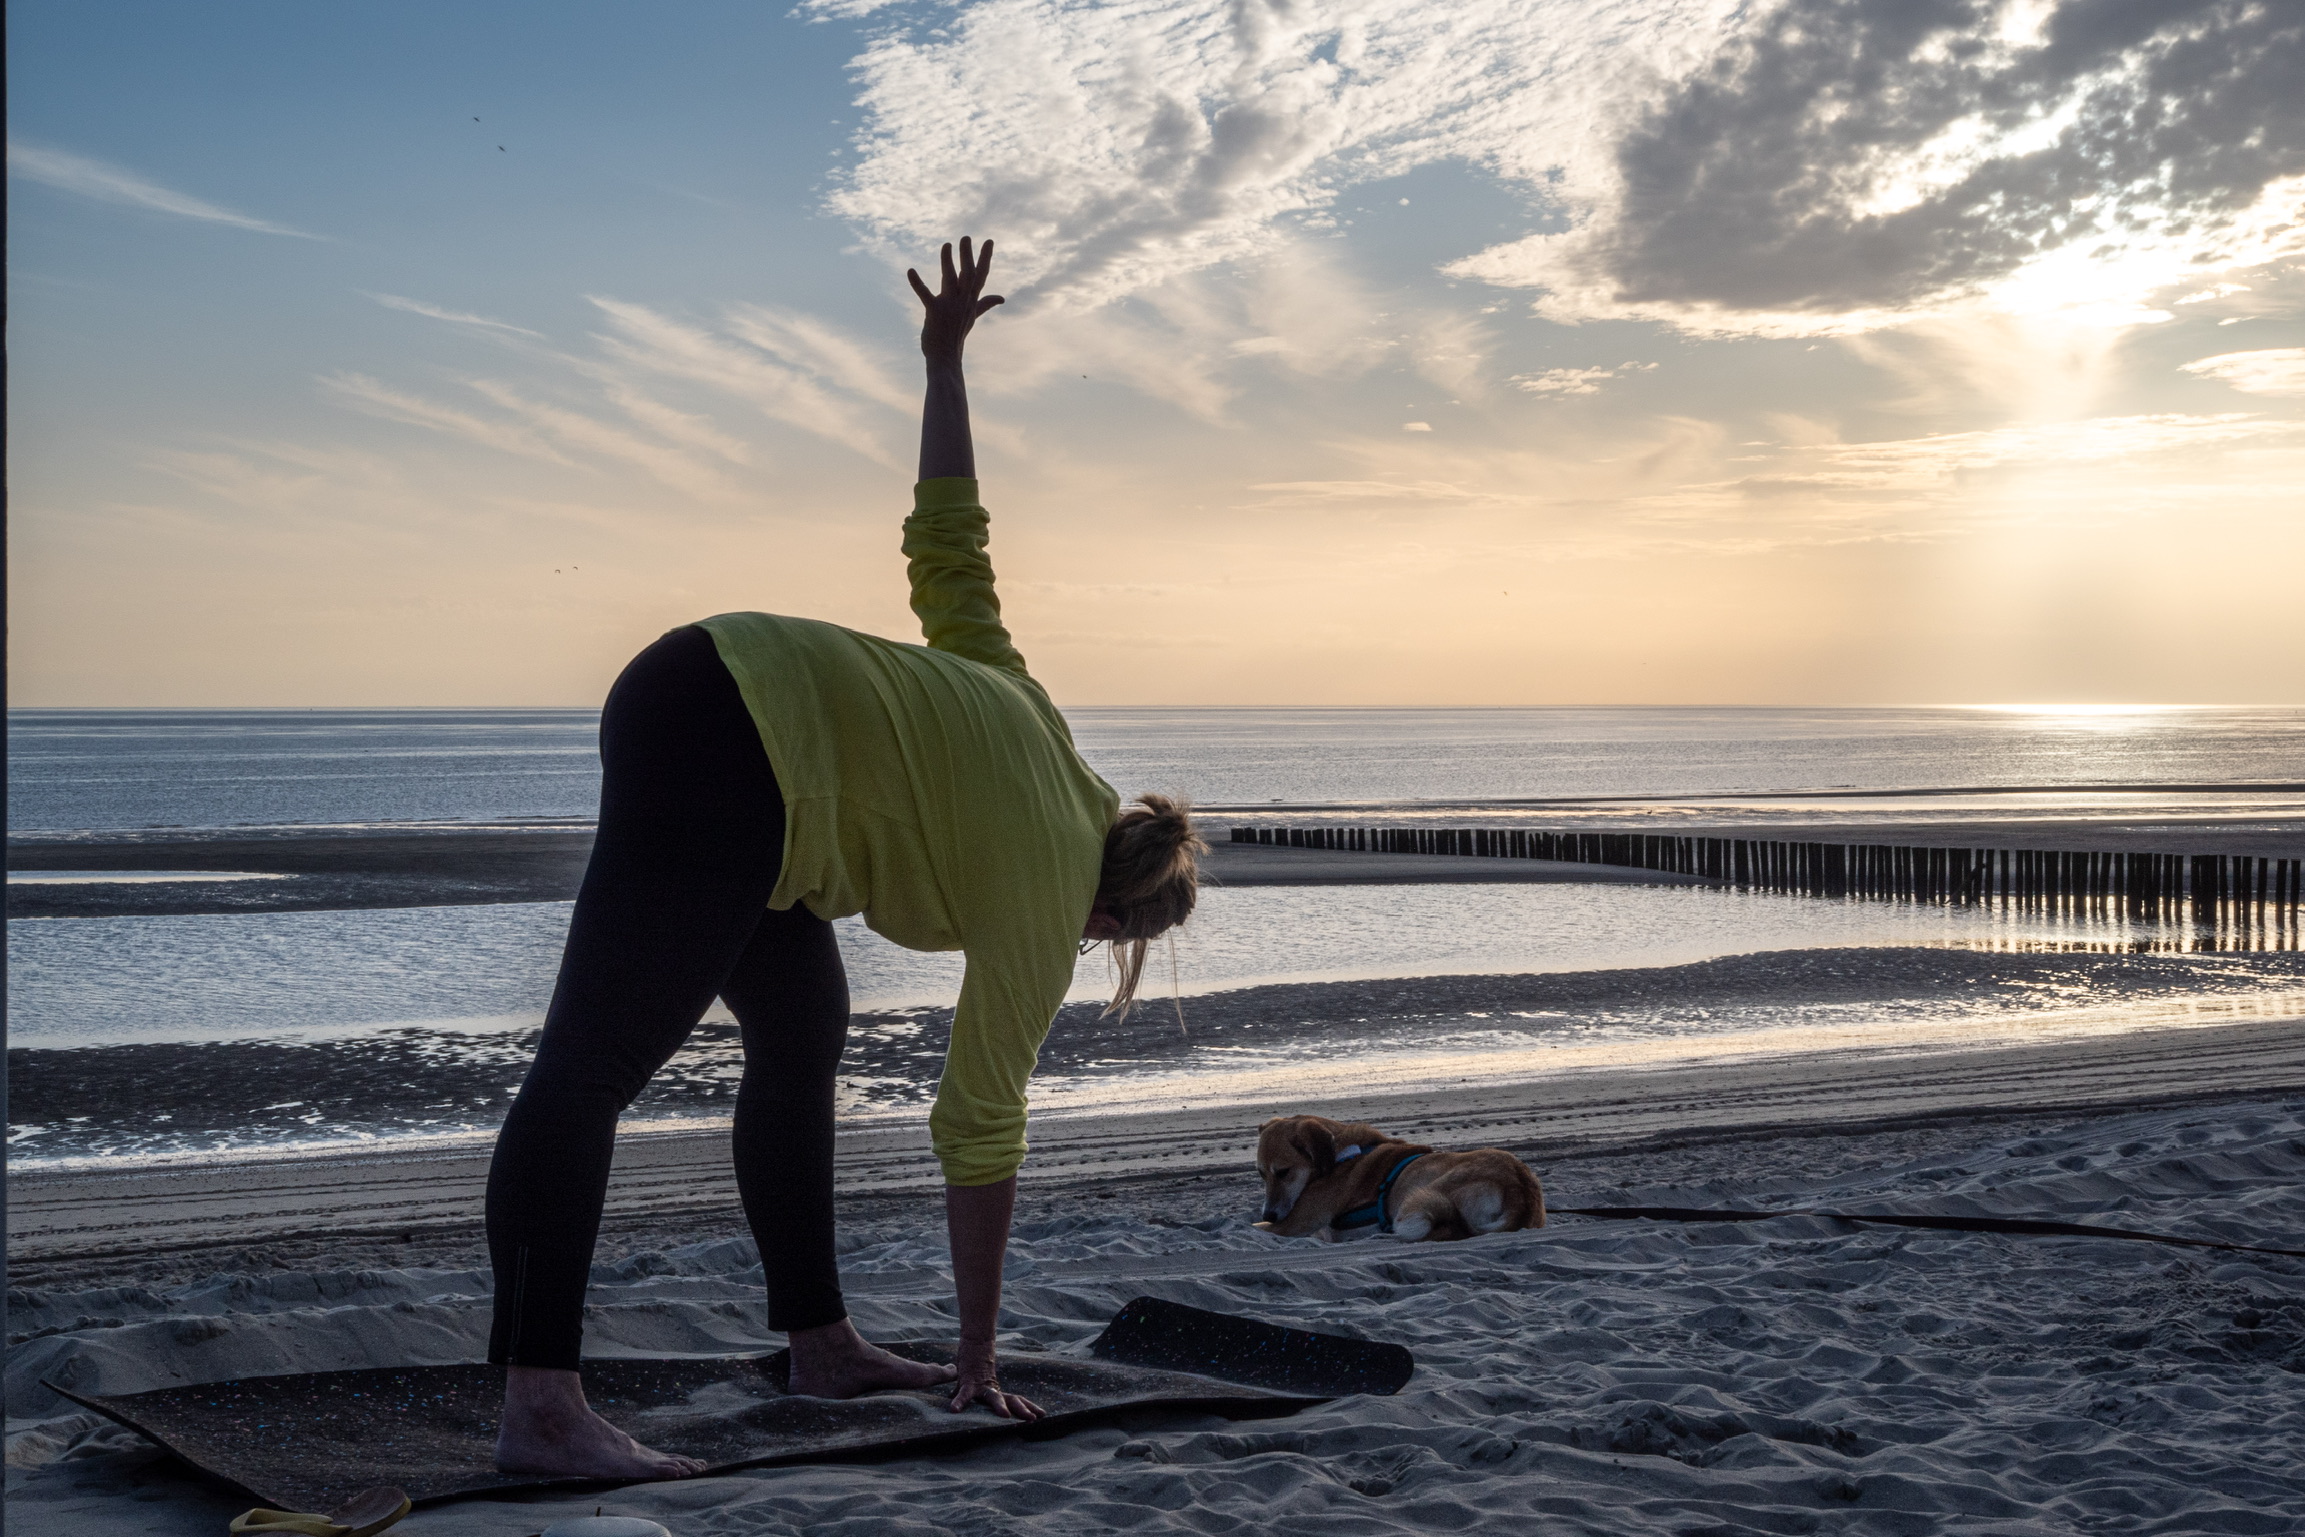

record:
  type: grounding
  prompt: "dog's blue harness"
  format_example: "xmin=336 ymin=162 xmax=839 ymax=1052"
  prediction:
xmin=1330 ymin=1149 xmax=1427 ymax=1235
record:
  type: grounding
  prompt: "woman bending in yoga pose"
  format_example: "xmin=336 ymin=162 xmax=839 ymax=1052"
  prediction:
xmin=484 ymin=237 xmax=1203 ymax=1478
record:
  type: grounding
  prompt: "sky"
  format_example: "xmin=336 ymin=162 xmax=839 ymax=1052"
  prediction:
xmin=8 ymin=0 xmax=2304 ymax=708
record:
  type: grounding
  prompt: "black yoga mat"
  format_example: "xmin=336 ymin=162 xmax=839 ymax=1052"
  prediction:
xmin=1556 ymin=1206 xmax=2305 ymax=1258
xmin=47 ymin=1302 xmax=1408 ymax=1511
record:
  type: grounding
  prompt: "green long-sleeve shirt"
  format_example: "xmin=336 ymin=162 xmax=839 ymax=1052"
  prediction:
xmin=694 ymin=478 xmax=1118 ymax=1185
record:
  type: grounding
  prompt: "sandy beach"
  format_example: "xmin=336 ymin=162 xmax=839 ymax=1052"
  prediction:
xmin=11 ymin=1014 xmax=2305 ymax=1535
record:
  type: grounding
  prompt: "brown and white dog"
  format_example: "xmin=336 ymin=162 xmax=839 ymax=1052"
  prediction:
xmin=1255 ymin=1114 xmax=1546 ymax=1242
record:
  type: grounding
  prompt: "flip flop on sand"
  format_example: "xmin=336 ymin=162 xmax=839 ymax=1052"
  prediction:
xmin=229 ymin=1487 xmax=411 ymax=1537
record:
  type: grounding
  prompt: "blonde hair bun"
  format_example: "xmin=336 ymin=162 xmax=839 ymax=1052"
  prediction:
xmin=1095 ymin=793 xmax=1205 ymax=1018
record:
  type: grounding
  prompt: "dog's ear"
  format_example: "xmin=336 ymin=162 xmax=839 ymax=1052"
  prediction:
xmin=1302 ymin=1118 xmax=1336 ymax=1178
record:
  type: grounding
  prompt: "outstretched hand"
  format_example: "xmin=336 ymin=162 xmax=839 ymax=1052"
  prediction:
xmin=908 ymin=238 xmax=1004 ymax=362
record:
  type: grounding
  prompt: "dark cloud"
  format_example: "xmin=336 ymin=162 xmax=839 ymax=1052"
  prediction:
xmin=1591 ymin=0 xmax=2305 ymax=313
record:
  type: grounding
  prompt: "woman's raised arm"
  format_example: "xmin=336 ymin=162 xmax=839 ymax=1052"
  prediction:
xmin=908 ymin=237 xmax=1004 ymax=481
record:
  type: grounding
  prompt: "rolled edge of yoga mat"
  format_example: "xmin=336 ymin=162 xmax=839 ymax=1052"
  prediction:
xmin=1089 ymin=1296 xmax=1414 ymax=1397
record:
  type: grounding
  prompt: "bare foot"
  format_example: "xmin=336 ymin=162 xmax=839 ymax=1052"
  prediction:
xmin=785 ymin=1319 xmax=959 ymax=1399
xmin=496 ymin=1365 xmax=706 ymax=1480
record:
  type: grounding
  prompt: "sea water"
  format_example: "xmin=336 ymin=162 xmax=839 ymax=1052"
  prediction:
xmin=6 ymin=881 xmax=2176 ymax=1051
xmin=11 ymin=704 xmax=2305 ymax=832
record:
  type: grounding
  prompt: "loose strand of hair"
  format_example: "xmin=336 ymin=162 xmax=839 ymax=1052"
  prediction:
xmin=1101 ymin=935 xmax=1149 ymax=1021
xmin=1167 ymin=931 xmax=1186 ymax=1038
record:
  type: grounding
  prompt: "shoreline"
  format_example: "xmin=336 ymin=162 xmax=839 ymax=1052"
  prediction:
xmin=15 ymin=943 xmax=2303 ymax=1170
xmin=12 ymin=1010 xmax=2302 ymax=1290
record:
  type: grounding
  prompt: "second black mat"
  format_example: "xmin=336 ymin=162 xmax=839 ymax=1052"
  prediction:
xmin=1091 ymin=1296 xmax=1416 ymax=1396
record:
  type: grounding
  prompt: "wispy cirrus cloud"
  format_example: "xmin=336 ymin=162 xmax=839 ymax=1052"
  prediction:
xmin=366 ymin=293 xmax=545 ymax=338
xmin=319 ymin=297 xmax=919 ymax=497
xmin=321 ymin=373 xmax=581 ymax=467
xmin=2181 ymin=349 xmax=2305 ymax=399
xmin=1513 ymin=363 xmax=1657 ymax=397
xmin=8 ymin=141 xmax=321 ymax=238
xmin=460 ymin=379 xmax=747 ymax=501
xmin=1238 ymin=409 xmax=2304 ymax=555
xmin=1745 ymin=413 xmax=2299 ymax=495
xmin=587 ymin=298 xmax=907 ymax=468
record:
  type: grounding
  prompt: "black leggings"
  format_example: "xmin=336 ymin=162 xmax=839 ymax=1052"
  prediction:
xmin=485 ymin=626 xmax=852 ymax=1369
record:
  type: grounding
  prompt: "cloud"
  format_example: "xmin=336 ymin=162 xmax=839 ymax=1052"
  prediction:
xmin=1513 ymin=362 xmax=1656 ymax=396
xmin=8 ymin=141 xmax=321 ymax=238
xmin=1452 ymin=0 xmax=2305 ymax=333
xmin=461 ymin=380 xmax=745 ymax=500
xmin=1241 ymin=409 xmax=2304 ymax=561
xmin=826 ymin=0 xmax=1742 ymax=310
xmin=1245 ymin=479 xmax=1494 ymax=506
xmin=2181 ymin=348 xmax=2305 ymax=398
xmin=959 ymin=237 xmax=1416 ymax=422
xmin=724 ymin=305 xmax=916 ymax=415
xmin=367 ymin=294 xmax=545 ymax=338
xmin=597 ymin=385 xmax=756 ymax=465
xmin=1763 ymin=413 xmax=2296 ymax=492
xmin=588 ymin=298 xmax=905 ymax=467
xmin=321 ymin=373 xmax=583 ymax=467
xmin=824 ymin=0 xmax=2305 ymax=339
xmin=325 ymin=368 xmax=753 ymax=500
xmin=321 ymin=298 xmax=922 ymax=494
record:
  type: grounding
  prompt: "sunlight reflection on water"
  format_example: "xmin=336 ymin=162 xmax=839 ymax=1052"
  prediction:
xmin=0 ymin=880 xmax=2235 ymax=1048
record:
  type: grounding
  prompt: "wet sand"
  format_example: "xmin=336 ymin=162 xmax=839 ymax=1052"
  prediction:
xmin=2 ymin=834 xmax=1696 ymax=918
xmin=16 ymin=944 xmax=2305 ymax=1170
xmin=10 ymin=806 xmax=2297 ymax=917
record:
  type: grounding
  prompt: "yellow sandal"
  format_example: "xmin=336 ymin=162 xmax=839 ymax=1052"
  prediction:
xmin=229 ymin=1487 xmax=410 ymax=1537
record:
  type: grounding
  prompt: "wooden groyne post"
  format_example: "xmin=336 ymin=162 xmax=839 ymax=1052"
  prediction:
xmin=1228 ymin=825 xmax=2303 ymax=948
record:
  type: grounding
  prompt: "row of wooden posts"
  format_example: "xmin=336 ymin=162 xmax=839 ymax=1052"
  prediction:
xmin=1228 ymin=824 xmax=2303 ymax=939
